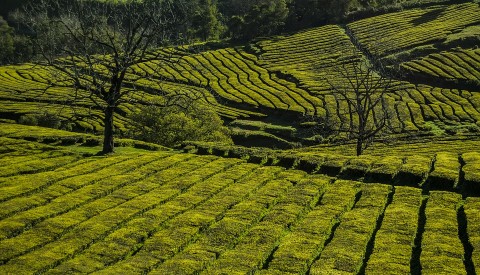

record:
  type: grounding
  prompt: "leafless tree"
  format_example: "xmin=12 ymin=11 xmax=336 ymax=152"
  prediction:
xmin=22 ymin=0 xmax=189 ymax=154
xmin=324 ymin=58 xmax=395 ymax=156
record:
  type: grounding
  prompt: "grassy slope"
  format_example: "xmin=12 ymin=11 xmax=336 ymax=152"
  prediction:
xmin=0 ymin=132 xmax=478 ymax=274
xmin=1 ymin=3 xmax=480 ymax=273
xmin=0 ymin=2 xmax=479 ymax=146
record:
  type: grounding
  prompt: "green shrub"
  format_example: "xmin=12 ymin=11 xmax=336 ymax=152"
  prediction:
xmin=36 ymin=112 xmax=62 ymax=129
xmin=18 ymin=112 xmax=63 ymax=129
xmin=18 ymin=114 xmax=38 ymax=126
xmin=423 ymin=121 xmax=445 ymax=136
xmin=467 ymin=124 xmax=480 ymax=133
xmin=128 ymin=100 xmax=232 ymax=147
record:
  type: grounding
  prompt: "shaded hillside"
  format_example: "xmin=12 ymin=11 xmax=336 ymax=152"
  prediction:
xmin=347 ymin=2 xmax=480 ymax=88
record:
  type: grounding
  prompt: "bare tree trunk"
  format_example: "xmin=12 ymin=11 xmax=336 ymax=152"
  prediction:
xmin=24 ymin=0 xmax=187 ymax=155
xmin=102 ymin=106 xmax=115 ymax=154
xmin=356 ymin=138 xmax=363 ymax=156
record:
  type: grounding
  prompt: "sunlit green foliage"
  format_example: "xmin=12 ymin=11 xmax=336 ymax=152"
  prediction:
xmin=0 ymin=133 xmax=478 ymax=273
xmin=310 ymin=184 xmax=392 ymax=274
xmin=366 ymin=186 xmax=423 ymax=274
xmin=128 ymin=100 xmax=232 ymax=147
xmin=421 ymin=191 xmax=465 ymax=275
xmin=348 ymin=3 xmax=480 ymax=59
xmin=265 ymin=180 xmax=361 ymax=274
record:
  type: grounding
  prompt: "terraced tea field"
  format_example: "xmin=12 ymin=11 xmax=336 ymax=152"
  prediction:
xmin=401 ymin=48 xmax=480 ymax=83
xmin=0 ymin=62 xmax=264 ymax=133
xmin=0 ymin=135 xmax=479 ymax=274
xmin=1 ymin=0 xmax=480 ymax=273
xmin=1 ymin=2 xmax=479 ymax=142
xmin=255 ymin=26 xmax=480 ymax=134
xmin=347 ymin=2 xmax=480 ymax=60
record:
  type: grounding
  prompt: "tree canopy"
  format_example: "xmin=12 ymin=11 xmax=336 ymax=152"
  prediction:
xmin=0 ymin=16 xmax=14 ymax=63
xmin=2 ymin=0 xmax=411 ymax=58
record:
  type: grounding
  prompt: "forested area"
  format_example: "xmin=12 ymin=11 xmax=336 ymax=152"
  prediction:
xmin=0 ymin=0 xmax=450 ymax=65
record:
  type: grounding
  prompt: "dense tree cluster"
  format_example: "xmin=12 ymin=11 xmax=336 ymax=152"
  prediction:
xmin=0 ymin=15 xmax=33 ymax=64
xmin=0 ymin=0 xmax=410 ymax=64
xmin=0 ymin=17 xmax=14 ymax=62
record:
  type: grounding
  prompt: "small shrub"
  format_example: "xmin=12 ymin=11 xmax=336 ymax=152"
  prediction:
xmin=18 ymin=112 xmax=63 ymax=129
xmin=128 ymin=98 xmax=233 ymax=147
xmin=36 ymin=112 xmax=62 ymax=129
xmin=83 ymin=138 xmax=101 ymax=146
xmin=445 ymin=127 xmax=458 ymax=135
xmin=60 ymin=121 xmax=74 ymax=131
xmin=470 ymin=124 xmax=480 ymax=133
xmin=18 ymin=114 xmax=38 ymax=126
xmin=423 ymin=121 xmax=445 ymax=136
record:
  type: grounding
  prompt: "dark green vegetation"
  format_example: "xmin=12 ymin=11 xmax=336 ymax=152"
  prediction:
xmin=0 ymin=0 xmax=469 ymax=64
xmin=0 ymin=127 xmax=479 ymax=274
xmin=2 ymin=2 xmax=480 ymax=150
xmin=0 ymin=0 xmax=479 ymax=274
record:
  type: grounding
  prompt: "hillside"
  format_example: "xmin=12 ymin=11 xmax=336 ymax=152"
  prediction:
xmin=1 ymin=1 xmax=480 ymax=274
xmin=0 ymin=129 xmax=479 ymax=274
xmin=1 ymin=2 xmax=479 ymax=148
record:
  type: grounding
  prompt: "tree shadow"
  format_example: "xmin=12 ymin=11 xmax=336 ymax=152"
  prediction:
xmin=411 ymin=8 xmax=446 ymax=26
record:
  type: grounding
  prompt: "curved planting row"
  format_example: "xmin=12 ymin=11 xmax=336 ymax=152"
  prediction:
xmin=133 ymin=47 xmax=325 ymax=116
xmin=0 ymin=123 xmax=168 ymax=152
xmin=386 ymin=84 xmax=480 ymax=131
xmin=0 ymin=58 xmax=264 ymax=133
xmin=0 ymin=100 xmax=133 ymax=133
xmin=0 ymin=137 xmax=478 ymax=274
xmin=347 ymin=3 xmax=480 ymax=58
xmin=256 ymin=25 xmax=360 ymax=94
xmin=264 ymin=68 xmax=477 ymax=135
xmin=0 ymin=65 xmax=134 ymax=132
xmin=132 ymin=78 xmax=263 ymax=119
xmin=401 ymin=48 xmax=480 ymax=82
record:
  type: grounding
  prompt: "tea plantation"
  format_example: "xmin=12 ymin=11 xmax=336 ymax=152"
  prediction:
xmin=0 ymin=131 xmax=479 ymax=274
xmin=1 ymin=2 xmax=480 ymax=140
xmin=1 ymin=1 xmax=480 ymax=274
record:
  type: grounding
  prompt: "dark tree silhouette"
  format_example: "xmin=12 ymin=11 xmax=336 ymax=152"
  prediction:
xmin=325 ymin=58 xmax=395 ymax=156
xmin=23 ymin=0 xmax=187 ymax=154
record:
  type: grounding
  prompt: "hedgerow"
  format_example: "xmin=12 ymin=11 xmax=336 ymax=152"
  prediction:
xmin=420 ymin=191 xmax=465 ymax=274
xmin=0 ymin=135 xmax=478 ymax=273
